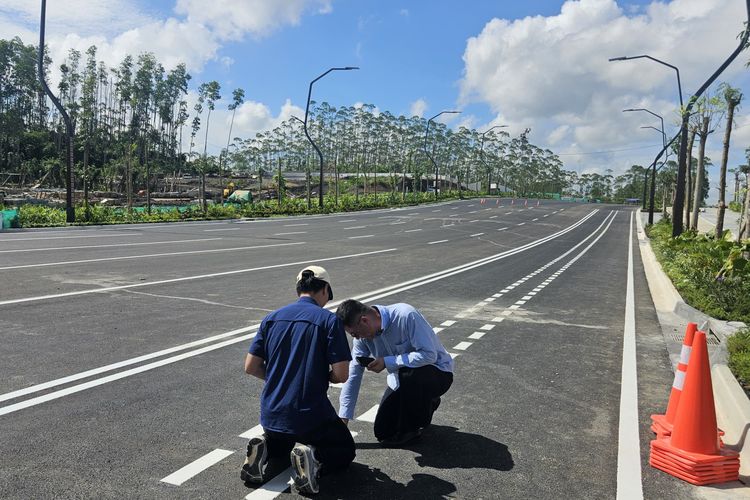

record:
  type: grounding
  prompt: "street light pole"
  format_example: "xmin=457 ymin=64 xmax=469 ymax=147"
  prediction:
xmin=303 ymin=66 xmax=359 ymax=208
xmin=39 ymin=0 xmax=75 ymax=223
xmin=623 ymin=108 xmax=666 ymax=221
xmin=479 ymin=125 xmax=508 ymax=196
xmin=424 ymin=110 xmax=460 ymax=200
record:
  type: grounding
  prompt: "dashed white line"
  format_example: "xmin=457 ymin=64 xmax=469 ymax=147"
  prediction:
xmin=508 ymin=305 xmax=521 ymax=310
xmin=470 ymin=233 xmax=484 ymax=237
xmin=441 ymin=320 xmax=456 ymax=327
xmin=0 ymin=237 xmax=222 ymax=254
xmin=161 ymin=449 xmax=234 ymax=486
xmin=454 ymin=341 xmax=473 ymax=351
xmin=497 ymin=227 xmax=508 ymax=231
xmin=357 ymin=404 xmax=379 ymax=422
xmin=433 ymin=327 xmax=444 ymax=333
xmin=404 ymin=228 xmax=423 ymax=233
xmin=427 ymin=239 xmax=449 ymax=245
xmin=483 ymin=297 xmax=495 ymax=302
xmin=490 ymin=215 xmax=498 ymax=219
xmin=492 ymin=294 xmax=502 ymax=298
xmin=283 ymin=223 xmax=309 ymax=227
xmin=239 ymin=425 xmax=264 ymax=439
xmin=340 ymin=219 xmax=357 ymax=223
xmin=244 ymin=469 xmax=293 ymax=499
xmin=273 ymin=231 xmax=307 ymax=236
xmin=468 ymin=332 xmax=486 ymax=340
xmin=479 ymin=324 xmax=495 ymax=331
xmin=532 ymin=218 xmax=539 ymax=222
xmin=343 ymin=225 xmax=367 ymax=230
xmin=517 ymin=222 xmax=526 ymax=226
xmin=522 ymin=295 xmax=532 ymax=300
xmin=492 ymin=317 xmax=506 ymax=322
xmin=348 ymin=235 xmax=374 ymax=239
xmin=204 ymin=228 xmax=244 ymax=232
xmin=0 ymin=233 xmax=135 ymax=241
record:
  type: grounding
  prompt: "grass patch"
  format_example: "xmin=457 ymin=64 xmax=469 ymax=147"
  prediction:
xmin=728 ymin=327 xmax=750 ymax=393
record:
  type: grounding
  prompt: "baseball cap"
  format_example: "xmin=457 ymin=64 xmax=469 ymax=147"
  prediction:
xmin=296 ymin=265 xmax=333 ymax=300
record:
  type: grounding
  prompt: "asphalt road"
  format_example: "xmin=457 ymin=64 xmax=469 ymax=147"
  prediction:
xmin=0 ymin=199 xmax=698 ymax=499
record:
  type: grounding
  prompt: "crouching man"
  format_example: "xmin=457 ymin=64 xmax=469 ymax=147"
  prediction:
xmin=242 ymin=266 xmax=354 ymax=495
xmin=336 ymin=299 xmax=454 ymax=446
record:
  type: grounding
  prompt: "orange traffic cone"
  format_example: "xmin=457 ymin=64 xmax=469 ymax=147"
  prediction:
xmin=651 ymin=323 xmax=697 ymax=437
xmin=649 ymin=331 xmax=739 ymax=485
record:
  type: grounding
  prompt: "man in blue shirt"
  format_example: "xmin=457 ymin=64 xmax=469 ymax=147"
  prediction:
xmin=336 ymin=299 xmax=454 ymax=446
xmin=242 ymin=266 xmax=354 ymax=495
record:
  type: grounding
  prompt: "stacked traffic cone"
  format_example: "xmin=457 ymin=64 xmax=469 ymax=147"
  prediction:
xmin=649 ymin=331 xmax=739 ymax=485
xmin=651 ymin=323 xmax=697 ymax=437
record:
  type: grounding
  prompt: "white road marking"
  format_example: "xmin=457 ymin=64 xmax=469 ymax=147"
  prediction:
xmin=273 ymin=232 xmax=307 ymax=236
xmin=239 ymin=425 xmax=264 ymax=439
xmin=508 ymin=305 xmax=521 ymax=310
xmin=404 ymin=229 xmax=422 ymax=233
xmin=427 ymin=239 xmax=449 ymax=245
xmin=468 ymin=332 xmax=486 ymax=340
xmin=348 ymin=235 xmax=374 ymax=239
xmin=470 ymin=233 xmax=484 ymax=237
xmin=532 ymin=218 xmax=539 ymax=222
xmin=0 ymin=241 xmax=307 ymax=271
xmin=441 ymin=320 xmax=456 ymax=327
xmin=483 ymin=297 xmax=495 ymax=302
xmin=161 ymin=449 xmax=234 ymax=486
xmin=204 ymin=228 xmax=244 ymax=232
xmin=283 ymin=223 xmax=309 ymax=227
xmin=433 ymin=327 xmax=444 ymax=333
xmin=515 ymin=300 xmax=527 ymax=305
xmin=0 ymin=233 xmax=135 ymax=241
xmin=490 ymin=215 xmax=498 ymax=219
xmin=497 ymin=227 xmax=508 ymax=231
xmin=449 ymin=352 xmax=460 ymax=359
xmin=339 ymin=219 xmax=357 ymax=223
xmin=505 ymin=212 xmax=513 ymax=215
xmin=527 ymin=292 xmax=537 ymax=296
xmin=343 ymin=225 xmax=367 ymax=230
xmin=469 ymin=210 xmax=478 ymax=214
xmin=0 ymin=237 xmax=222 ymax=254
xmin=453 ymin=341 xmax=473 ymax=351
xmin=479 ymin=324 xmax=495 ymax=331
xmin=357 ymin=405 xmax=379 ymax=423
xmin=492 ymin=293 xmax=502 ymax=298
xmin=432 ymin=209 xmax=441 ymax=212
xmin=244 ymin=469 xmax=293 ymax=499
xmin=522 ymin=295 xmax=533 ymax=300
xmin=617 ymin=212 xmax=643 ymax=499
xmin=517 ymin=222 xmax=526 ymax=226
xmin=0 ymin=248 xmax=396 ymax=306
xmin=492 ymin=317 xmax=506 ymax=322
xmin=543 ymin=214 xmax=550 ymax=218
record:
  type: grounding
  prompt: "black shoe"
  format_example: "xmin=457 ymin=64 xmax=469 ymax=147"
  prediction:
xmin=241 ymin=436 xmax=268 ymax=484
xmin=379 ymin=429 xmax=422 ymax=448
xmin=431 ymin=397 xmax=441 ymax=412
xmin=290 ymin=444 xmax=321 ymax=495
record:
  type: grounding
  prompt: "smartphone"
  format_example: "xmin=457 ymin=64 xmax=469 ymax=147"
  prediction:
xmin=356 ymin=356 xmax=375 ymax=367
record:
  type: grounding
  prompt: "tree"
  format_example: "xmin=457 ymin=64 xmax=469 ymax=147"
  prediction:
xmin=716 ymin=83 xmax=742 ymax=238
xmin=220 ymin=87 xmax=244 ymax=202
xmin=196 ymin=80 xmax=221 ymax=211
xmin=690 ymin=94 xmax=723 ymax=231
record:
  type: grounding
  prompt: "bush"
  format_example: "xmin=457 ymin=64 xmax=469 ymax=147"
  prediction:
xmin=728 ymin=328 xmax=750 ymax=392
xmin=18 ymin=204 xmax=66 ymax=227
xmin=728 ymin=201 xmax=742 ymax=213
xmin=646 ymin=219 xmax=750 ymax=324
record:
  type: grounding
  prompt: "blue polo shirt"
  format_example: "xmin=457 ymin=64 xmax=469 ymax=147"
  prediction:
xmin=249 ymin=296 xmax=351 ymax=435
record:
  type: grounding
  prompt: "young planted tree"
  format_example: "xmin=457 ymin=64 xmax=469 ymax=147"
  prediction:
xmin=716 ymin=83 xmax=742 ymax=238
xmin=690 ymin=94 xmax=724 ymax=231
xmin=219 ymin=87 xmax=244 ymax=202
xmin=197 ymin=80 xmax=221 ymax=211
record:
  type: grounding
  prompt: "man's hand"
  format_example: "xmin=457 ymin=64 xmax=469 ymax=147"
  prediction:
xmin=366 ymin=357 xmax=386 ymax=373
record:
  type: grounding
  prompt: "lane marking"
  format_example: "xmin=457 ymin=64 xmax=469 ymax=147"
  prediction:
xmin=204 ymin=228 xmax=244 ymax=232
xmin=440 ymin=320 xmax=456 ymax=327
xmin=479 ymin=324 xmax=495 ymax=331
xmin=161 ymin=449 xmax=234 ymax=486
xmin=468 ymin=332 xmax=486 ymax=340
xmin=490 ymin=216 xmax=498 ymax=219
xmin=492 ymin=294 xmax=502 ymax=298
xmin=0 ymin=233 xmax=135 ymax=241
xmin=0 ymin=238 xmax=222 ymax=254
xmin=0 ymin=248 xmax=396 ymax=306
xmin=404 ymin=229 xmax=422 ymax=233
xmin=0 ymin=241 xmax=307 ymax=271
xmin=453 ymin=341 xmax=473 ymax=351
xmin=532 ymin=218 xmax=539 ymax=222
xmin=239 ymin=425 xmax=264 ymax=439
xmin=497 ymin=228 xmax=508 ymax=231
xmin=357 ymin=405 xmax=379 ymax=423
xmin=283 ymin=223 xmax=308 ymax=227
xmin=348 ymin=235 xmax=374 ymax=239
xmin=617 ymin=212 xmax=643 ymax=499
xmin=244 ymin=469 xmax=293 ymax=499
xmin=449 ymin=352 xmax=460 ymax=359
xmin=433 ymin=327 xmax=444 ymax=333
xmin=483 ymin=297 xmax=495 ymax=302
xmin=343 ymin=226 xmax=367 ymax=230
xmin=427 ymin=239 xmax=449 ymax=245
xmin=273 ymin=232 xmax=306 ymax=236
xmin=339 ymin=219 xmax=357 ymax=223
xmin=470 ymin=233 xmax=484 ymax=237
xmin=491 ymin=317 xmax=506 ymax=322
xmin=517 ymin=222 xmax=526 ymax=226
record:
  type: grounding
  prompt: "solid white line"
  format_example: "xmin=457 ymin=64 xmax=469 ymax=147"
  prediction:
xmin=468 ymin=332 xmax=486 ymax=340
xmin=454 ymin=341 xmax=472 ymax=351
xmin=239 ymin=424 xmax=264 ymax=439
xmin=0 ymin=233 xmax=135 ymax=241
xmin=0 ymin=248 xmax=397 ymax=306
xmin=357 ymin=404 xmax=379 ymax=422
xmin=470 ymin=233 xmax=484 ymax=237
xmin=0 ymin=241 xmax=307 ymax=271
xmin=348 ymin=235 xmax=374 ymax=239
xmin=161 ymin=449 xmax=234 ymax=486
xmin=244 ymin=468 xmax=293 ymax=499
xmin=204 ymin=228 xmax=244 ymax=232
xmin=404 ymin=229 xmax=422 ymax=233
xmin=617 ymin=212 xmax=643 ymax=499
xmin=427 ymin=239 xmax=449 ymax=245
xmin=273 ymin=232 xmax=306 ymax=236
xmin=0 ymin=238 xmax=222 ymax=254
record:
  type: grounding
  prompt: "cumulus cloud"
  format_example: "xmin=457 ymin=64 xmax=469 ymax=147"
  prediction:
xmin=409 ymin=98 xmax=428 ymax=118
xmin=459 ymin=0 xmax=749 ymax=200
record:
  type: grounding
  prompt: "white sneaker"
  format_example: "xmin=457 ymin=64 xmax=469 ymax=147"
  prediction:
xmin=241 ymin=436 xmax=268 ymax=484
xmin=290 ymin=444 xmax=320 ymax=494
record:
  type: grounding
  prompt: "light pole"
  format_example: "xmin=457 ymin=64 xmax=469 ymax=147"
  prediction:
xmin=424 ymin=110 xmax=460 ymax=199
xmin=623 ymin=107 xmax=666 ymax=220
xmin=290 ymin=115 xmax=312 ymax=209
xmin=39 ymin=0 xmax=75 ymax=223
xmin=479 ymin=125 xmax=508 ymax=196
xmin=303 ymin=67 xmax=359 ymax=208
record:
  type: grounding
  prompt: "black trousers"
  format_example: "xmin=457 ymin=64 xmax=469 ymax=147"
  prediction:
xmin=373 ymin=365 xmax=453 ymax=441
xmin=263 ymin=417 xmax=355 ymax=474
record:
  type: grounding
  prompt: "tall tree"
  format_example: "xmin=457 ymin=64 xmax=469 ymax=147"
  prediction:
xmin=716 ymin=83 xmax=742 ymax=238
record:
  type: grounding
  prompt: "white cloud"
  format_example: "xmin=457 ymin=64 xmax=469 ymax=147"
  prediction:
xmin=409 ymin=98 xmax=428 ymax=118
xmin=459 ymin=0 xmax=749 ymax=199
xmin=174 ymin=0 xmax=333 ymax=40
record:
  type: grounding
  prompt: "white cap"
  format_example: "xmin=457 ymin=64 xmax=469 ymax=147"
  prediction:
xmin=296 ymin=265 xmax=331 ymax=286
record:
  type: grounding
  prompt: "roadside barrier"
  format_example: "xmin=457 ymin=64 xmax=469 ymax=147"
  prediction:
xmin=651 ymin=322 xmax=697 ymax=437
xmin=649 ymin=331 xmax=740 ymax=485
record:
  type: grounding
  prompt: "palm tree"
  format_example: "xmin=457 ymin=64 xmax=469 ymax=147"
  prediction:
xmin=716 ymin=83 xmax=742 ymax=238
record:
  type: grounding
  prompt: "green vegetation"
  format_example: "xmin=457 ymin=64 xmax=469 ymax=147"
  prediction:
xmin=728 ymin=327 xmax=750 ymax=392
xmin=729 ymin=200 xmax=743 ymax=212
xmin=11 ymin=191 xmax=470 ymax=227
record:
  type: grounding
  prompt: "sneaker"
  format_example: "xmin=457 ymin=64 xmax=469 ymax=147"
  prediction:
xmin=290 ymin=444 xmax=320 ymax=495
xmin=241 ymin=436 xmax=268 ymax=484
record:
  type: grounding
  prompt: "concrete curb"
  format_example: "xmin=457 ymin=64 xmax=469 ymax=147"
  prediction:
xmin=635 ymin=210 xmax=750 ymax=490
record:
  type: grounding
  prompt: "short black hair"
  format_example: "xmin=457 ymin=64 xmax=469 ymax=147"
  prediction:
xmin=336 ymin=299 xmax=371 ymax=326
xmin=296 ymin=270 xmax=329 ymax=297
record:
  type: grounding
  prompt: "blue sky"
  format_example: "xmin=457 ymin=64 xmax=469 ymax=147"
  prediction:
xmin=1 ymin=0 xmax=749 ymax=201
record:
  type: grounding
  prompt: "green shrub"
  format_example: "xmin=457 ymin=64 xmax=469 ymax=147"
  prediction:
xmin=728 ymin=328 xmax=750 ymax=392
xmin=18 ymin=204 xmax=66 ymax=227
xmin=728 ymin=201 xmax=742 ymax=213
